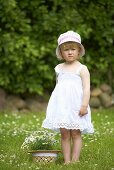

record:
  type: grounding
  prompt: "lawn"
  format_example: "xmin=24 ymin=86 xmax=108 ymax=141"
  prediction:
xmin=0 ymin=108 xmax=114 ymax=170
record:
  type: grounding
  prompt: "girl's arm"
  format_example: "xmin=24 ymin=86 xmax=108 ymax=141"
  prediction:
xmin=79 ymin=66 xmax=90 ymax=117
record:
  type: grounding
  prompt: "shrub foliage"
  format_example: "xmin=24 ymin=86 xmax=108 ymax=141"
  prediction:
xmin=0 ymin=0 xmax=114 ymax=94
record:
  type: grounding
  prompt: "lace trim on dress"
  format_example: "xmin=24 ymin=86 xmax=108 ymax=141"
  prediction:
xmin=42 ymin=121 xmax=94 ymax=134
xmin=43 ymin=122 xmax=82 ymax=130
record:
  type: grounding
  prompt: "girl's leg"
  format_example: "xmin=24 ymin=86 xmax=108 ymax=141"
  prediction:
xmin=71 ymin=129 xmax=82 ymax=162
xmin=60 ymin=128 xmax=71 ymax=163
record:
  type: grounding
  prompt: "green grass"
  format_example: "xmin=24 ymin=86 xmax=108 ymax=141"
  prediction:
xmin=0 ymin=108 xmax=114 ymax=170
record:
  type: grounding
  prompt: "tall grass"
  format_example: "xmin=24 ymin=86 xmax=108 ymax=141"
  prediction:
xmin=0 ymin=108 xmax=114 ymax=170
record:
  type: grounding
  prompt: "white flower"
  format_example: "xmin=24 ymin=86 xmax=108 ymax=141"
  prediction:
xmin=21 ymin=128 xmax=58 ymax=150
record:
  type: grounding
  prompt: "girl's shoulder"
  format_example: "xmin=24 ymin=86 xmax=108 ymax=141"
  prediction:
xmin=80 ymin=64 xmax=88 ymax=70
xmin=80 ymin=64 xmax=90 ymax=76
xmin=81 ymin=64 xmax=89 ymax=71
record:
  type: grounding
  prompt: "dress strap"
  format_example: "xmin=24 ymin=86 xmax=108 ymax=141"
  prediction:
xmin=76 ymin=64 xmax=84 ymax=75
xmin=54 ymin=65 xmax=60 ymax=74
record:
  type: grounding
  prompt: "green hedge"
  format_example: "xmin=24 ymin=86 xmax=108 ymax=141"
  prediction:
xmin=0 ymin=0 xmax=114 ymax=94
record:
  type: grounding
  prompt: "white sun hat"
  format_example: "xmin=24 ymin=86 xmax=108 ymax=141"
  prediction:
xmin=56 ymin=30 xmax=85 ymax=59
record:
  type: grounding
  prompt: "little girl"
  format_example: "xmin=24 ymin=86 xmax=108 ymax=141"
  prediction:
xmin=42 ymin=30 xmax=94 ymax=164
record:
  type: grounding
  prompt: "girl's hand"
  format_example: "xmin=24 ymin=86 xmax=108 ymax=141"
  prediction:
xmin=79 ymin=106 xmax=88 ymax=117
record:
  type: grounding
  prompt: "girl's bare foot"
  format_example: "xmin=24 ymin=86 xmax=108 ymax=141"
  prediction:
xmin=71 ymin=160 xmax=80 ymax=164
xmin=64 ymin=161 xmax=71 ymax=165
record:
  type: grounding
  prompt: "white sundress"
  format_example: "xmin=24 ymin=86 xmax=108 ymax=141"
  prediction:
xmin=42 ymin=64 xmax=94 ymax=134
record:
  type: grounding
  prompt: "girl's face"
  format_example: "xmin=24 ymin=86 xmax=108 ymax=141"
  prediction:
xmin=60 ymin=42 xmax=80 ymax=63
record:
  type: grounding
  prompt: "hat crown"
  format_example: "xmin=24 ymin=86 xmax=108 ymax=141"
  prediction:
xmin=58 ymin=31 xmax=81 ymax=45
